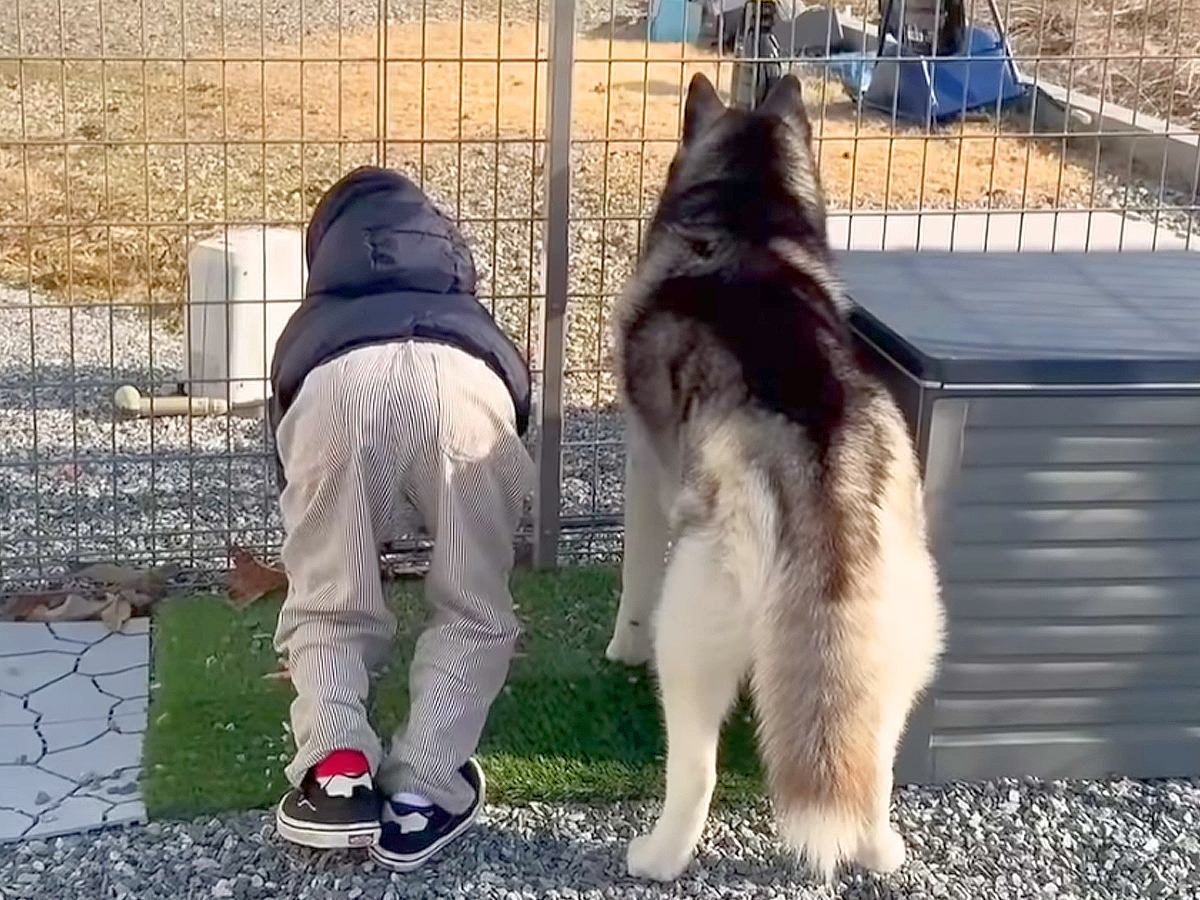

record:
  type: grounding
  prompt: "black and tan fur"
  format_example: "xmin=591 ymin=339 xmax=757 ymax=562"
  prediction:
xmin=605 ymin=73 xmax=945 ymax=882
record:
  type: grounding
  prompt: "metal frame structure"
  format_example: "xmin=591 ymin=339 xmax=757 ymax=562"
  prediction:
xmin=0 ymin=0 xmax=1196 ymax=585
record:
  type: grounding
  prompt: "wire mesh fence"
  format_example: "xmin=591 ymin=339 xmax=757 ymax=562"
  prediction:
xmin=0 ymin=0 xmax=1196 ymax=585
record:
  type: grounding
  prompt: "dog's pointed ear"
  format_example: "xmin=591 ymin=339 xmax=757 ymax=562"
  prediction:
xmin=758 ymin=75 xmax=812 ymax=143
xmin=681 ymin=73 xmax=725 ymax=146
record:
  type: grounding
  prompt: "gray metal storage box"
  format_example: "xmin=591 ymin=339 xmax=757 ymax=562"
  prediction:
xmin=841 ymin=250 xmax=1200 ymax=784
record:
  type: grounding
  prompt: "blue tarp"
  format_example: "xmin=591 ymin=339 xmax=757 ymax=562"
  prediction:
xmin=827 ymin=51 xmax=875 ymax=98
xmin=827 ymin=26 xmax=1026 ymax=124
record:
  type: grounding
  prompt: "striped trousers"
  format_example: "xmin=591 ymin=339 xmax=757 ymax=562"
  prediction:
xmin=274 ymin=341 xmax=534 ymax=814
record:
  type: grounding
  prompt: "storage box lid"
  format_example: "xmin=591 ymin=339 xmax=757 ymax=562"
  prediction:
xmin=841 ymin=250 xmax=1200 ymax=387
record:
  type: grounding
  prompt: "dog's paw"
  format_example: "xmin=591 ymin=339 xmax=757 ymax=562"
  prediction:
xmin=605 ymin=622 xmax=652 ymax=666
xmin=626 ymin=832 xmax=692 ymax=882
xmin=857 ymin=827 xmax=906 ymax=875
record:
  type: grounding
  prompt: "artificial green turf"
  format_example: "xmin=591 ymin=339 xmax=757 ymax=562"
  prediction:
xmin=143 ymin=567 xmax=761 ymax=818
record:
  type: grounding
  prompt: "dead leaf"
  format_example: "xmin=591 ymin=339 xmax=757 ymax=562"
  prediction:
xmin=2 ymin=590 xmax=73 ymax=621
xmin=117 ymin=589 xmax=156 ymax=612
xmin=1 ymin=562 xmax=178 ymax=624
xmin=72 ymin=562 xmax=178 ymax=598
xmin=227 ymin=547 xmax=288 ymax=608
xmin=24 ymin=593 xmax=108 ymax=623
xmin=100 ymin=594 xmax=134 ymax=632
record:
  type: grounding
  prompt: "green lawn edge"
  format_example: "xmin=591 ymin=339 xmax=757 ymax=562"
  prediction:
xmin=143 ymin=567 xmax=762 ymax=819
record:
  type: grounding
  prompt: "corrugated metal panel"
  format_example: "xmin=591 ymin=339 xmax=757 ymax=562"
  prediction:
xmin=932 ymin=727 xmax=1200 ymax=781
xmin=949 ymin=582 xmax=1200 ymax=618
xmin=965 ymin=397 xmax=1200 ymax=428
xmin=962 ymin=428 xmax=1200 ymax=466
xmin=954 ymin=469 xmax=1200 ymax=504
xmin=937 ymin=688 xmax=1200 ymax=729
xmin=943 ymin=657 xmax=1200 ymax=691
xmin=952 ymin=506 xmax=1200 ymax=544
xmin=948 ymin=621 xmax=1200 ymax=655
xmin=944 ymin=544 xmax=1200 ymax=581
xmin=929 ymin=394 xmax=1200 ymax=781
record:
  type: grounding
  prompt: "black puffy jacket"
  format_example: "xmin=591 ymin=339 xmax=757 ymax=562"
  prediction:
xmin=269 ymin=166 xmax=532 ymax=486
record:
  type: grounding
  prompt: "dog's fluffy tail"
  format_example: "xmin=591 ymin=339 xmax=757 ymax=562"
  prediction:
xmin=732 ymin=486 xmax=888 ymax=882
xmin=752 ymin=561 xmax=885 ymax=881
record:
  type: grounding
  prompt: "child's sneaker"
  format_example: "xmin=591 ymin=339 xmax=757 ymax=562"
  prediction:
xmin=275 ymin=749 xmax=381 ymax=849
xmin=369 ymin=759 xmax=485 ymax=871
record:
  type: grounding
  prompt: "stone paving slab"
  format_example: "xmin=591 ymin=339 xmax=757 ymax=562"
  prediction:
xmin=0 ymin=619 xmax=149 ymax=842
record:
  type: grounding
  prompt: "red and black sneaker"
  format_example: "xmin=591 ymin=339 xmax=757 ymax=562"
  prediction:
xmin=275 ymin=749 xmax=381 ymax=849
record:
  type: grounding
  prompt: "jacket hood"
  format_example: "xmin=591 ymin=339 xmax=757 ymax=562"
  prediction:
xmin=304 ymin=166 xmax=477 ymax=300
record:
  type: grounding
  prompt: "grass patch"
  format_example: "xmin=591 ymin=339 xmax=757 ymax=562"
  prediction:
xmin=143 ymin=567 xmax=761 ymax=819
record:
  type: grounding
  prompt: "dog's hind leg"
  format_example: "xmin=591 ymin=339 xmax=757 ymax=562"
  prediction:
xmin=608 ymin=421 xmax=670 ymax=665
xmin=853 ymin=709 xmax=907 ymax=874
xmin=626 ymin=531 xmax=750 ymax=881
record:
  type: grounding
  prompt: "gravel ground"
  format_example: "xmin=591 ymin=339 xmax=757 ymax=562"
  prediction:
xmin=5 ymin=0 xmax=646 ymax=58
xmin=2 ymin=780 xmax=1199 ymax=899
xmin=0 ymin=278 xmax=625 ymax=584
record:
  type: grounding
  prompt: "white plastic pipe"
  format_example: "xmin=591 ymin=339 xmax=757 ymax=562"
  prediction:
xmin=113 ymin=385 xmax=231 ymax=418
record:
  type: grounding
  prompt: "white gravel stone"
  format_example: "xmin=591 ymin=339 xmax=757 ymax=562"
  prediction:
xmin=1 ymin=780 xmax=1198 ymax=899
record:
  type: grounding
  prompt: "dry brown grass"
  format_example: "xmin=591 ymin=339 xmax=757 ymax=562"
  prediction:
xmin=0 ymin=19 xmax=1098 ymax=304
xmin=1007 ymin=0 xmax=1200 ymax=129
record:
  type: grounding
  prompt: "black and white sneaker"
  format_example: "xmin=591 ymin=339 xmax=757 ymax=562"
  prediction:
xmin=369 ymin=759 xmax=486 ymax=871
xmin=275 ymin=750 xmax=381 ymax=849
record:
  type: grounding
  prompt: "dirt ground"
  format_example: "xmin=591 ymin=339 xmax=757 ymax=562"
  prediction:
xmin=1007 ymin=0 xmax=1200 ymax=131
xmin=0 ymin=19 xmax=1100 ymax=303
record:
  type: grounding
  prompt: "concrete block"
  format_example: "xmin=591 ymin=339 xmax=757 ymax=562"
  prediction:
xmin=0 ymin=691 xmax=37 ymax=725
xmin=27 ymin=673 xmax=111 ymax=724
xmin=1033 ymin=83 xmax=1199 ymax=198
xmin=0 ymin=623 xmax=85 ymax=658
xmin=40 ymin=730 xmax=142 ymax=782
xmin=1 ymin=653 xmax=77 ymax=697
xmin=0 ymin=809 xmax=35 ymax=842
xmin=76 ymin=633 xmax=149 ymax=677
xmin=0 ymin=766 xmax=76 ymax=813
xmin=104 ymin=800 xmax=146 ymax=827
xmin=95 ymin=667 xmax=148 ymax=701
xmin=111 ymin=697 xmax=149 ymax=720
xmin=0 ymin=725 xmax=44 ymax=764
xmin=77 ymin=769 xmax=141 ymax=802
xmin=39 ymin=717 xmax=109 ymax=753
xmin=23 ymin=796 xmax=113 ymax=840
xmin=45 ymin=623 xmax=109 ymax=646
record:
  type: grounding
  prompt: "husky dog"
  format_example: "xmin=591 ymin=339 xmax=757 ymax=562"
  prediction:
xmin=605 ymin=73 xmax=945 ymax=883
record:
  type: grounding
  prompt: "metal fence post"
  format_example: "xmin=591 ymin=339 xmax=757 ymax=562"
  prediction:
xmin=375 ymin=0 xmax=390 ymax=166
xmin=533 ymin=0 xmax=575 ymax=569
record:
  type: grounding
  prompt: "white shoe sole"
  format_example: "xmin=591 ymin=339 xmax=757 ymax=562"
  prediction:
xmin=276 ymin=803 xmax=381 ymax=850
xmin=369 ymin=762 xmax=486 ymax=872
